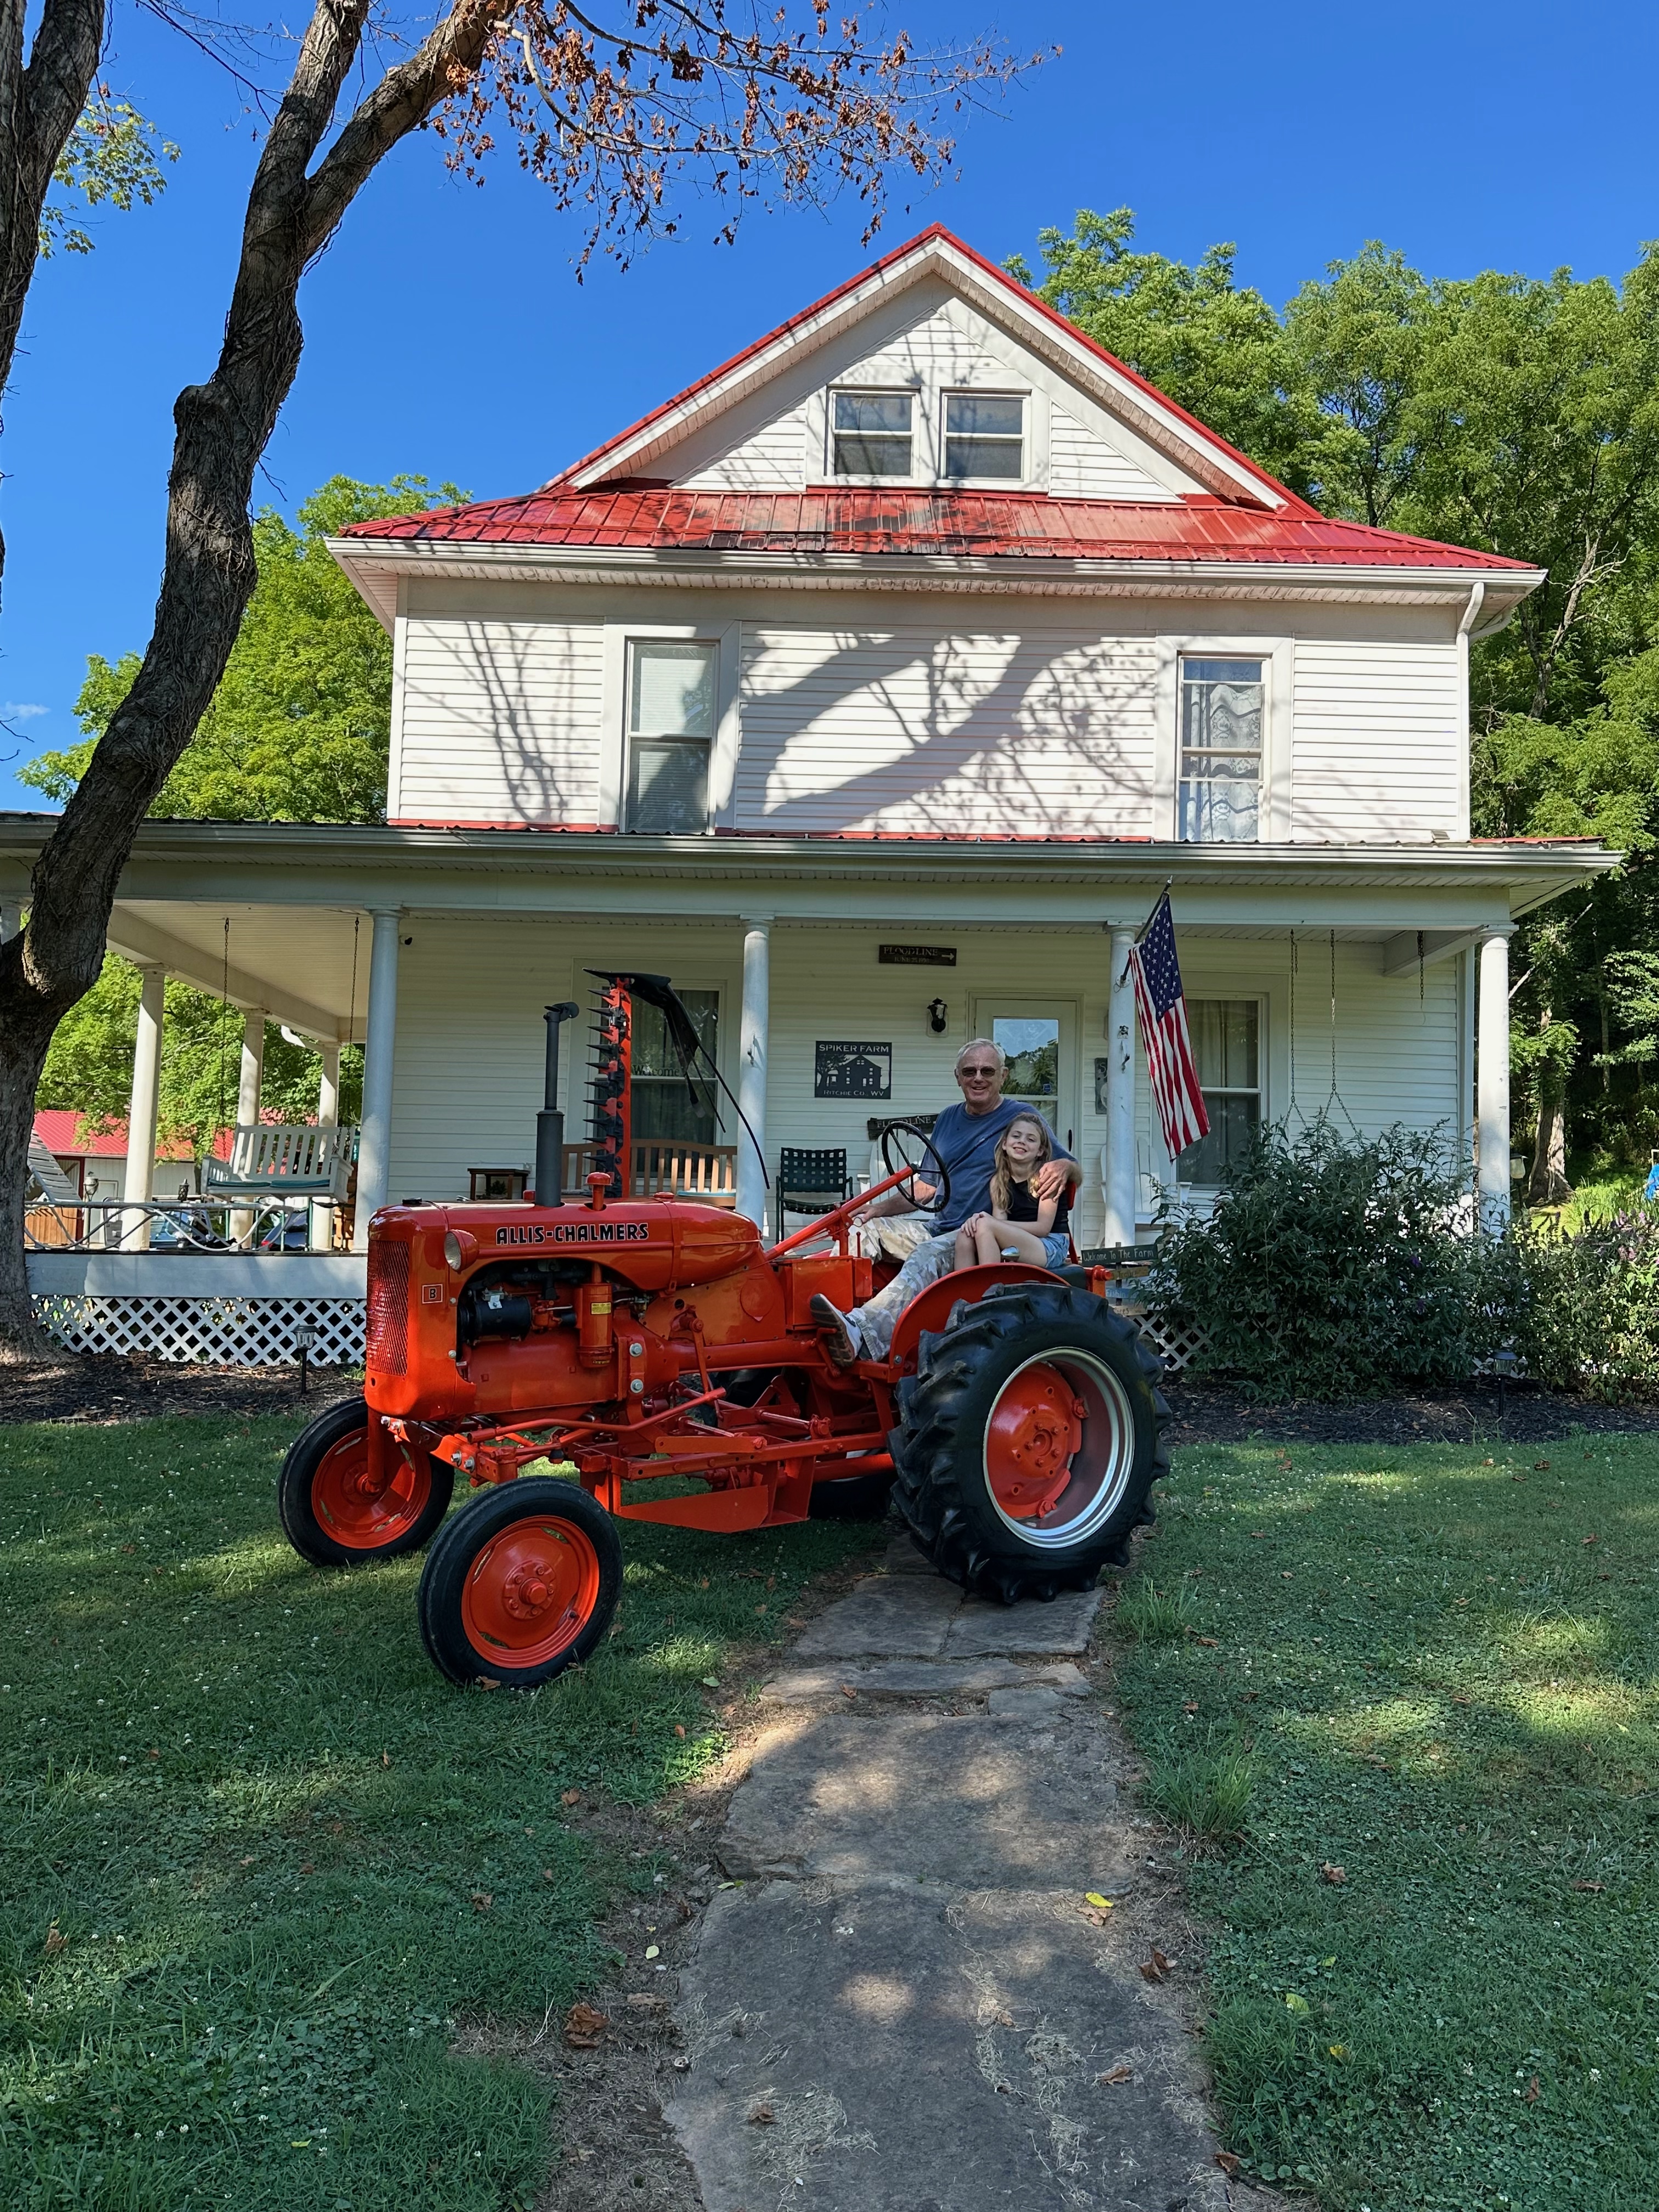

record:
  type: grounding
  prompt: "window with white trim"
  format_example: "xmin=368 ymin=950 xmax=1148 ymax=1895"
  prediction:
xmin=626 ymin=639 xmax=716 ymax=833
xmin=1178 ymin=656 xmax=1264 ymax=842
xmin=831 ymin=390 xmax=913 ymax=477
xmin=943 ymin=391 xmax=1024 ymax=479
xmin=632 ymin=988 xmax=719 ymax=1142
xmin=1176 ymin=999 xmax=1261 ymax=1184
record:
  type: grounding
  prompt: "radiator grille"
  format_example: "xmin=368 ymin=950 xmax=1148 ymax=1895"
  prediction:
xmin=365 ymin=1240 xmax=410 ymax=1375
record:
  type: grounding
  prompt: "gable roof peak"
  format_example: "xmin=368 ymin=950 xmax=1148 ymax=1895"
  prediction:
xmin=551 ymin=223 xmax=1304 ymax=514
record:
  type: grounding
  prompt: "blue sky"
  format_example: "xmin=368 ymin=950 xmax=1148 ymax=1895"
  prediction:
xmin=2 ymin=0 xmax=1656 ymax=808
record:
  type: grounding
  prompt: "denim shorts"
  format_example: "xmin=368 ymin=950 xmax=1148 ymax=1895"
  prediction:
xmin=1040 ymin=1231 xmax=1071 ymax=1268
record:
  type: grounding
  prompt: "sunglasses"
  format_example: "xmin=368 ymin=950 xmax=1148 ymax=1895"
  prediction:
xmin=959 ymin=1064 xmax=1000 ymax=1077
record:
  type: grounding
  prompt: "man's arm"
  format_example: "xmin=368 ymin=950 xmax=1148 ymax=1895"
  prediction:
xmin=1032 ymin=1156 xmax=1082 ymax=1203
xmin=860 ymin=1179 xmax=937 ymax=1221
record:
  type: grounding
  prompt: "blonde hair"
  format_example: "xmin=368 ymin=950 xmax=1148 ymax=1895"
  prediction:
xmin=990 ymin=1113 xmax=1052 ymax=1216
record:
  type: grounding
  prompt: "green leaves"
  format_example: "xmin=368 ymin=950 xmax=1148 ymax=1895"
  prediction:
xmin=22 ymin=475 xmax=466 ymax=827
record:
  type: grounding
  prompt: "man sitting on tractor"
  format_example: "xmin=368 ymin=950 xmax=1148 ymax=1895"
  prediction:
xmin=810 ymin=1038 xmax=1081 ymax=1363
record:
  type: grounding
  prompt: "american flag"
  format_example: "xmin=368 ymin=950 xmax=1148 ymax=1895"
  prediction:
xmin=1128 ymin=890 xmax=1210 ymax=1156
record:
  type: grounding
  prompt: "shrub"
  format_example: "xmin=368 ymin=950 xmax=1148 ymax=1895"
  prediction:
xmin=1510 ymin=1207 xmax=1659 ymax=1402
xmin=1146 ymin=1119 xmax=1502 ymax=1401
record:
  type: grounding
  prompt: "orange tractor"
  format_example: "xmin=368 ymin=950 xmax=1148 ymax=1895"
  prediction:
xmin=278 ymin=976 xmax=1170 ymax=1686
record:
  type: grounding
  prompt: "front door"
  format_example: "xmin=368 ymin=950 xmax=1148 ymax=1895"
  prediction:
xmin=973 ymin=1001 xmax=1078 ymax=1152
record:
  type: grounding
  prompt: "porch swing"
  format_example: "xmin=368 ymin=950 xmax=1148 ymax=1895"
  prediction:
xmin=1285 ymin=927 xmax=1362 ymax=1137
xmin=199 ymin=916 xmax=360 ymax=1240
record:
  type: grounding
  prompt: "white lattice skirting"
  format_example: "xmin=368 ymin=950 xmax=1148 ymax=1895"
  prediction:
xmin=34 ymin=1294 xmax=365 ymax=1368
xmin=1114 ymin=1304 xmax=1206 ymax=1374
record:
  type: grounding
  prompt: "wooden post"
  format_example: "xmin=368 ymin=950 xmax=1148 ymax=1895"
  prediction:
xmin=352 ymin=912 xmax=400 ymax=1253
xmin=1103 ymin=926 xmax=1137 ymax=1250
xmin=120 ymin=966 xmax=166 ymax=1251
xmin=736 ymin=916 xmax=771 ymax=1236
xmin=1476 ymin=927 xmax=1513 ymax=1232
xmin=228 ymin=1008 xmax=266 ymax=1248
xmin=312 ymin=1038 xmax=341 ymax=1251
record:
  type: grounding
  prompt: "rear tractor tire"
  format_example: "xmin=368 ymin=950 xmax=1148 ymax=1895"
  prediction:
xmin=278 ymin=1395 xmax=454 ymax=1568
xmin=417 ymin=1478 xmax=623 ymax=1689
xmin=890 ymin=1283 xmax=1170 ymax=1604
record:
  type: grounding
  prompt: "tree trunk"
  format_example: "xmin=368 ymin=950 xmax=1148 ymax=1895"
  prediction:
xmin=0 ymin=0 xmax=106 ymax=419
xmin=0 ymin=0 xmax=495 ymax=1358
xmin=1527 ymin=1012 xmax=1574 ymax=1207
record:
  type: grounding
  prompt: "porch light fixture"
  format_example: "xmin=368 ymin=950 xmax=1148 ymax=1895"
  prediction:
xmin=927 ymin=998 xmax=949 ymax=1035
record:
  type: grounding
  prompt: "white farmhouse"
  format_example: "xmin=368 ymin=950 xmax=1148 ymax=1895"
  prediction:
xmin=3 ymin=228 xmax=1617 ymax=1355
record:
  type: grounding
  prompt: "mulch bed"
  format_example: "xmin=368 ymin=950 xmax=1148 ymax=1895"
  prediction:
xmin=1163 ymin=1378 xmax=1659 ymax=1447
xmin=0 ymin=1353 xmax=358 ymax=1426
xmin=2 ymin=1351 xmax=1655 ymax=1447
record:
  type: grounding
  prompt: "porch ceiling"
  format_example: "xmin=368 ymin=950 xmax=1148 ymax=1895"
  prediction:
xmin=107 ymin=902 xmax=369 ymax=1041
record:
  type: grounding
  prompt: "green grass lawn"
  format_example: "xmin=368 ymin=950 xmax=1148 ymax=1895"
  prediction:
xmin=0 ymin=1413 xmax=878 ymax=2212
xmin=1114 ymin=1432 xmax=1659 ymax=2212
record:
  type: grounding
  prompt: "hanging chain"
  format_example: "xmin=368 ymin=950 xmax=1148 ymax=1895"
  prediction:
xmin=1329 ymin=928 xmax=1339 ymax=1102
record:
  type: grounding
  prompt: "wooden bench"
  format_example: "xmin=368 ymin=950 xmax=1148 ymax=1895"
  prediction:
xmin=202 ymin=1124 xmax=357 ymax=1202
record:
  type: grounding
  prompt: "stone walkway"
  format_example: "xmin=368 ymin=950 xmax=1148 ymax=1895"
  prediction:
xmin=664 ymin=1538 xmax=1245 ymax=2212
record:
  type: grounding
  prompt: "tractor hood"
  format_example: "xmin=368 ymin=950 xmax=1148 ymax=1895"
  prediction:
xmin=388 ymin=1198 xmax=764 ymax=1292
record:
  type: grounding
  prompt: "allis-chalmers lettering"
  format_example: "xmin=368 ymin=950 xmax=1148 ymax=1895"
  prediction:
xmin=494 ymin=1220 xmax=653 ymax=1247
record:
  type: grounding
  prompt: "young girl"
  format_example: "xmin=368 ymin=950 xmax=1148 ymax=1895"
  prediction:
xmin=953 ymin=1113 xmax=1072 ymax=1272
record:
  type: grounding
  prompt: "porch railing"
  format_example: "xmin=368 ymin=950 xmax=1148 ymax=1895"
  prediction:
xmin=561 ymin=1141 xmax=738 ymax=1206
xmin=24 ymin=1198 xmax=342 ymax=1255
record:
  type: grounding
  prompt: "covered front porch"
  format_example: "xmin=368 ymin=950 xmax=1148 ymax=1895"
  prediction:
xmin=2 ymin=817 xmax=1611 ymax=1362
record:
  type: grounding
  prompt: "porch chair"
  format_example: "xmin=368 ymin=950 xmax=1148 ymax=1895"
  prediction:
xmin=778 ymin=1146 xmax=854 ymax=1228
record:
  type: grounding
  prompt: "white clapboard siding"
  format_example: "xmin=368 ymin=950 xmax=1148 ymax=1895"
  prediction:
xmin=384 ymin=923 xmax=1465 ymax=1243
xmin=396 ymin=616 xmax=604 ymax=823
xmin=1049 ymin=406 xmax=1178 ymax=502
xmin=1292 ymin=637 xmax=1462 ymax=842
xmin=682 ymin=402 xmax=810 ymax=490
xmin=736 ymin=624 xmax=1158 ymax=836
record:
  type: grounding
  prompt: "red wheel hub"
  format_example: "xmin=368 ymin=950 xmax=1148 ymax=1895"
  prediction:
xmin=461 ymin=1515 xmax=601 ymax=1669
xmin=313 ymin=1429 xmax=432 ymax=1550
xmin=985 ymin=1363 xmax=1084 ymax=1520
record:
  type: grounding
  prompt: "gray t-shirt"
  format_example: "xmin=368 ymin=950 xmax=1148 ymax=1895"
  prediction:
xmin=923 ymin=1100 xmax=1074 ymax=1232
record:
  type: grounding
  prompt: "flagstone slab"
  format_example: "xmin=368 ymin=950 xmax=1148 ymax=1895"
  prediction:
xmin=669 ymin=1880 xmax=1229 ymax=2212
xmin=943 ymin=1585 xmax=1103 ymax=1657
xmin=790 ymin=1574 xmax=962 ymax=1660
xmin=718 ymin=1712 xmax=1132 ymax=1889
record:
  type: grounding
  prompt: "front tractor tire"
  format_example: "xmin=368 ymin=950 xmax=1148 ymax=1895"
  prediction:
xmin=278 ymin=1395 xmax=454 ymax=1568
xmin=417 ymin=1479 xmax=623 ymax=1690
xmin=890 ymin=1283 xmax=1170 ymax=1604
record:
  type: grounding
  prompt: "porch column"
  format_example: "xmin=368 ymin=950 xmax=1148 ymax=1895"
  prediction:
xmin=1476 ymin=926 xmax=1513 ymax=1232
xmin=311 ymin=1040 xmax=342 ymax=1252
xmin=228 ymin=1008 xmax=266 ymax=1248
xmin=736 ymin=915 xmax=771 ymax=1235
xmin=1103 ymin=926 xmax=1138 ymax=1250
xmin=352 ymin=911 xmax=400 ymax=1252
xmin=0 ymin=899 xmax=20 ymax=943
xmin=120 ymin=966 xmax=165 ymax=1251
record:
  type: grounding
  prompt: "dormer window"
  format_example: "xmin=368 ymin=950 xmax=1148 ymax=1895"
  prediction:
xmin=944 ymin=392 xmax=1024 ymax=481
xmin=831 ymin=390 xmax=912 ymax=477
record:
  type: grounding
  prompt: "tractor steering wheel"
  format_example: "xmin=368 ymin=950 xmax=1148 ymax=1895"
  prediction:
xmin=879 ymin=1121 xmax=951 ymax=1214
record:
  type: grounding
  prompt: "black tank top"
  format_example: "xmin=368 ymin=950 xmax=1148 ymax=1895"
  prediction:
xmin=1006 ymin=1175 xmax=1070 ymax=1235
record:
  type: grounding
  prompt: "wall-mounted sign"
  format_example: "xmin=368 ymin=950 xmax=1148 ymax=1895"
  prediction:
xmin=1094 ymin=1059 xmax=1112 ymax=1114
xmin=878 ymin=944 xmax=957 ymax=967
xmin=815 ymin=1041 xmax=893 ymax=1100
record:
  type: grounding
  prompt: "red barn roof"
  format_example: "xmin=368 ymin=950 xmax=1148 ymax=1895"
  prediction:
xmin=343 ymin=485 xmax=1532 ymax=572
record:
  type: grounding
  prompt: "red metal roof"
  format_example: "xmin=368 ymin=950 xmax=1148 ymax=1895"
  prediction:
xmin=34 ymin=1110 xmax=231 ymax=1161
xmin=343 ymin=486 xmax=1532 ymax=572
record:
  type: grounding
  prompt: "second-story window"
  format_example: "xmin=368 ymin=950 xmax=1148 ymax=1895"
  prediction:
xmin=944 ymin=392 xmax=1024 ymax=479
xmin=831 ymin=390 xmax=912 ymax=476
xmin=1178 ymin=657 xmax=1264 ymax=842
xmin=627 ymin=640 xmax=715 ymax=833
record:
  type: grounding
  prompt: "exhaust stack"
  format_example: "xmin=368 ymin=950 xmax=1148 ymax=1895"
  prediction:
xmin=534 ymin=1002 xmax=580 ymax=1204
